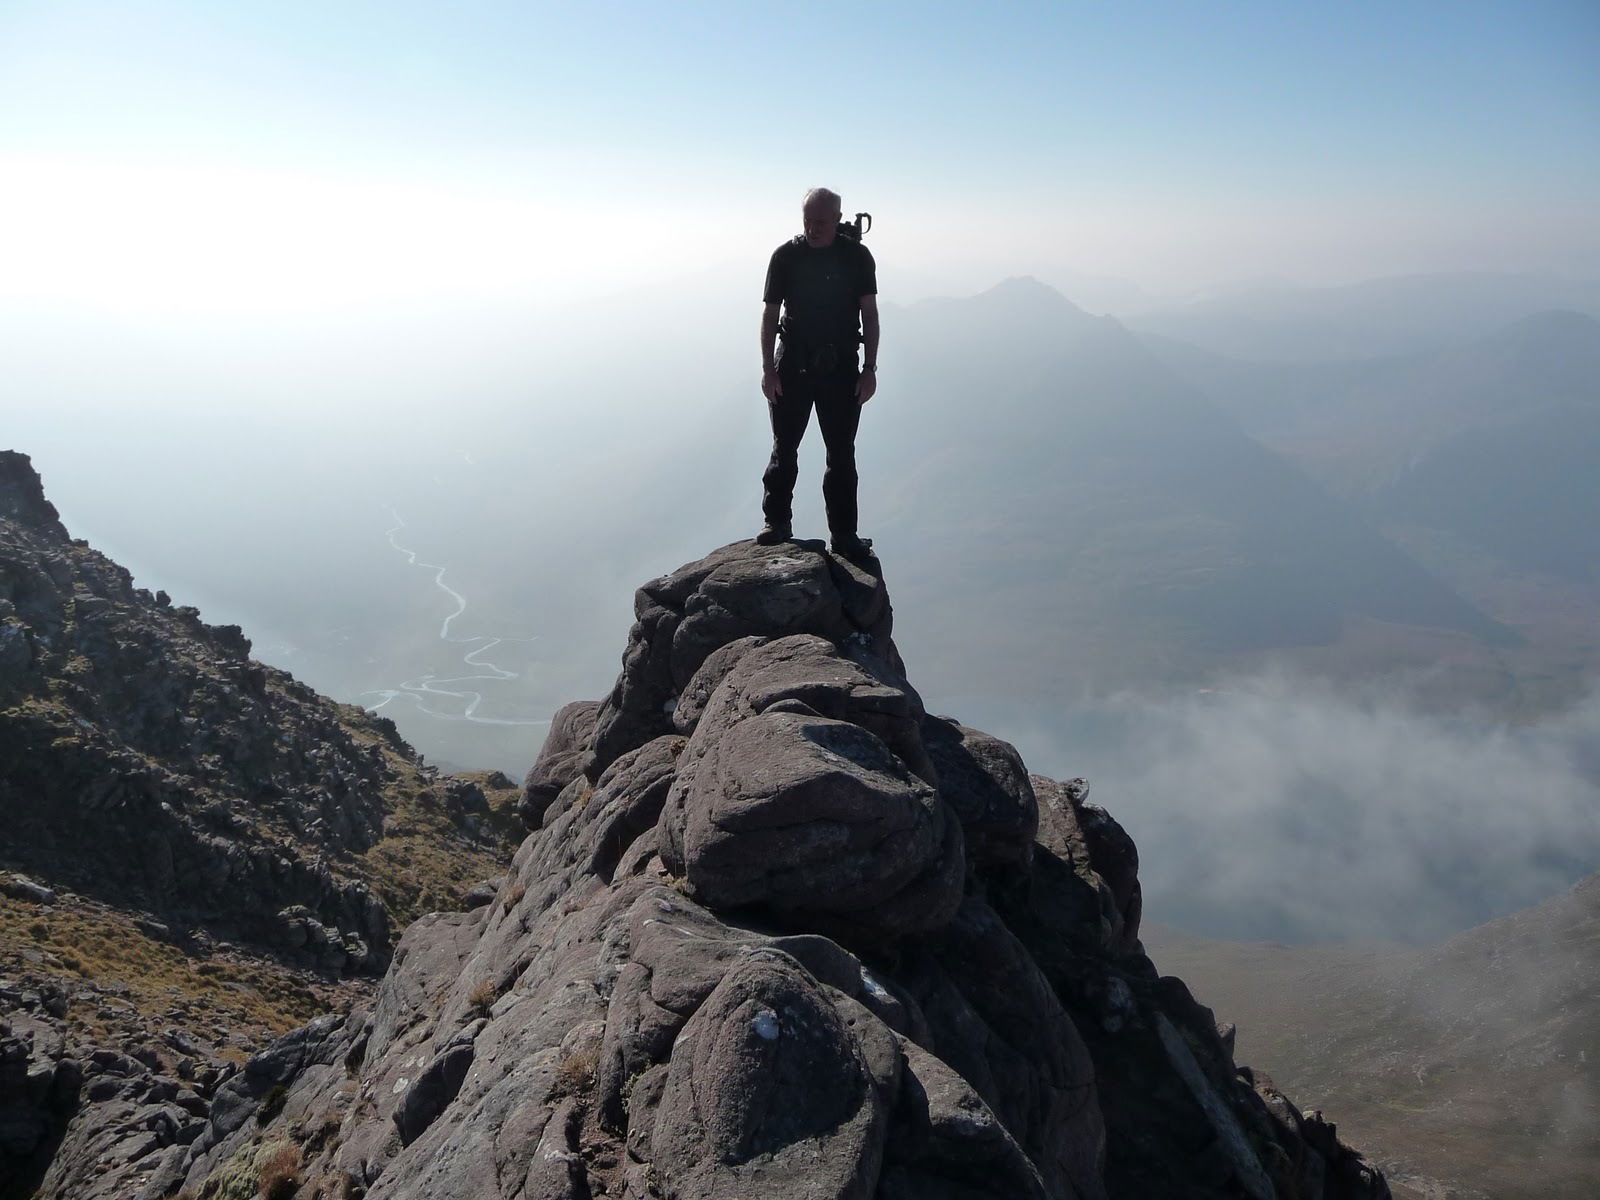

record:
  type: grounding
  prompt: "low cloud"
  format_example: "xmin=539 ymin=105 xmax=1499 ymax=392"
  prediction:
xmin=1012 ymin=674 xmax=1600 ymax=944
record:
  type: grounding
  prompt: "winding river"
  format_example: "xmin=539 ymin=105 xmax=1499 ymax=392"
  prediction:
xmin=361 ymin=508 xmax=546 ymax=727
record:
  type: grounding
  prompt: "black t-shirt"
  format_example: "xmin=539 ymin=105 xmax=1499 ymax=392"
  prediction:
xmin=763 ymin=236 xmax=877 ymax=361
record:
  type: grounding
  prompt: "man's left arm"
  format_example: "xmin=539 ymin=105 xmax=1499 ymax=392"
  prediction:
xmin=856 ymin=294 xmax=879 ymax=404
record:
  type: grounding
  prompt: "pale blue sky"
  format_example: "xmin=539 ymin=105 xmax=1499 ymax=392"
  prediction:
xmin=1 ymin=0 xmax=1596 ymax=313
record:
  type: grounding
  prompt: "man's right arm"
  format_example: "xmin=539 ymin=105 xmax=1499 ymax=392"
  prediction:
xmin=760 ymin=301 xmax=782 ymax=400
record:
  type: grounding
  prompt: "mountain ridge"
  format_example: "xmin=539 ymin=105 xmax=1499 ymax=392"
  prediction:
xmin=2 ymin=482 xmax=1394 ymax=1198
xmin=876 ymin=282 xmax=1516 ymax=709
xmin=0 ymin=449 xmax=522 ymax=1198
xmin=138 ymin=536 xmax=1389 ymax=1200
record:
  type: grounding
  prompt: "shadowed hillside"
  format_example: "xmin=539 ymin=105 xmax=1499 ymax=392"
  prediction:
xmin=875 ymin=278 xmax=1512 ymax=706
xmin=0 ymin=450 xmax=522 ymax=1199
xmin=1145 ymin=308 xmax=1600 ymax=714
xmin=1146 ymin=874 xmax=1600 ymax=1200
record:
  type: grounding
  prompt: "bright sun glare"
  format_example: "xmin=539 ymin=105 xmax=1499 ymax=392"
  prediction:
xmin=1 ymin=157 xmax=702 ymax=322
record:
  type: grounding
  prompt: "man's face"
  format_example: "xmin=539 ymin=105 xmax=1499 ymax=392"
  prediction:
xmin=803 ymin=200 xmax=840 ymax=248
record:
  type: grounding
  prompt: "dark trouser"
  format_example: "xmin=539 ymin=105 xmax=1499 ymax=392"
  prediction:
xmin=761 ymin=368 xmax=861 ymax=538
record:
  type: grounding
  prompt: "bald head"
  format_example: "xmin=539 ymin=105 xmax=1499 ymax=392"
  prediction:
xmin=802 ymin=187 xmax=843 ymax=248
xmin=804 ymin=187 xmax=842 ymax=213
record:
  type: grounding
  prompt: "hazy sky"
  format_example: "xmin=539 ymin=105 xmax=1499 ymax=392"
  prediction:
xmin=2 ymin=0 xmax=1597 ymax=328
xmin=3 ymin=3 xmax=1597 ymax=949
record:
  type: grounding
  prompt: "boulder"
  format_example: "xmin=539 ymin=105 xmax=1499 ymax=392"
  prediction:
xmin=520 ymin=699 xmax=602 ymax=828
xmin=923 ymin=716 xmax=1040 ymax=869
xmin=651 ymin=951 xmax=891 ymax=1200
xmin=0 ymin=875 xmax=56 ymax=906
xmin=660 ymin=709 xmax=964 ymax=939
xmin=589 ymin=540 xmax=898 ymax=776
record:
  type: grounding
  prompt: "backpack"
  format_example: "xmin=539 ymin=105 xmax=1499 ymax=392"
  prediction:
xmin=837 ymin=213 xmax=872 ymax=241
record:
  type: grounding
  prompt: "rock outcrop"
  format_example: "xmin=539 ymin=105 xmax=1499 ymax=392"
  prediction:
xmin=0 ymin=451 xmax=522 ymax=1199
xmin=152 ymin=539 xmax=1389 ymax=1200
xmin=0 ymin=450 xmax=517 ymax=967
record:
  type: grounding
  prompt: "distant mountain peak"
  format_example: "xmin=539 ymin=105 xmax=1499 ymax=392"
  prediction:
xmin=979 ymin=273 xmax=1090 ymax=313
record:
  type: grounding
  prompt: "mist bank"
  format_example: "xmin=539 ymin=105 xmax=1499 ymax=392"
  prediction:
xmin=983 ymin=672 xmax=1600 ymax=946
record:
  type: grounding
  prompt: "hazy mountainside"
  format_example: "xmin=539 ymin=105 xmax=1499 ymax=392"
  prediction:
xmin=0 ymin=451 xmax=521 ymax=1198
xmin=1124 ymin=272 xmax=1600 ymax=363
xmin=1277 ymin=310 xmax=1600 ymax=580
xmin=11 ymin=273 xmax=1593 ymax=777
xmin=1146 ymin=308 xmax=1600 ymax=710
xmin=129 ymin=539 xmax=1388 ymax=1200
xmin=875 ymin=278 xmax=1511 ymax=705
xmin=1145 ymin=872 xmax=1600 ymax=1200
xmin=0 ymin=451 xmax=520 ymax=959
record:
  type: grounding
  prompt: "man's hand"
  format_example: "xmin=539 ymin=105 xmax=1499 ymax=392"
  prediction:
xmin=759 ymin=302 xmax=782 ymax=400
xmin=857 ymin=294 xmax=879 ymax=406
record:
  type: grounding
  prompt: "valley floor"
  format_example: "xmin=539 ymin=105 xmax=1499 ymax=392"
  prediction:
xmin=1144 ymin=892 xmax=1600 ymax=1200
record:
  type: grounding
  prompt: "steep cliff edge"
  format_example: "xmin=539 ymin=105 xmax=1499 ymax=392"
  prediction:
xmin=153 ymin=539 xmax=1389 ymax=1200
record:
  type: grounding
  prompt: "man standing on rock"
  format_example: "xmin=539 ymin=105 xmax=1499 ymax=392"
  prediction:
xmin=757 ymin=187 xmax=878 ymax=563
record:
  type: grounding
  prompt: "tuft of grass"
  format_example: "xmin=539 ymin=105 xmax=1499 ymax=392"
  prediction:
xmin=553 ymin=1047 xmax=598 ymax=1098
xmin=467 ymin=979 xmax=498 ymax=1017
xmin=256 ymin=1141 xmax=301 ymax=1200
xmin=192 ymin=1138 xmax=296 ymax=1200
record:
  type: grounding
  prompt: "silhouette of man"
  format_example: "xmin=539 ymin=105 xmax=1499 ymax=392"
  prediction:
xmin=757 ymin=187 xmax=879 ymax=562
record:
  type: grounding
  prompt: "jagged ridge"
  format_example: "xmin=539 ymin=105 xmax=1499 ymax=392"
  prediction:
xmin=0 ymin=450 xmax=524 ymax=1199
xmin=147 ymin=539 xmax=1390 ymax=1200
xmin=0 ymin=450 xmax=518 ymax=968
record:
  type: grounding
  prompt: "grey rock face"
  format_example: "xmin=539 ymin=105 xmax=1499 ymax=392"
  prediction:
xmin=591 ymin=540 xmax=899 ymax=776
xmin=0 ymin=1002 xmax=217 ymax=1200
xmin=922 ymin=716 xmax=1040 ymax=869
xmin=520 ymin=698 xmax=602 ymax=828
xmin=0 ymin=451 xmax=67 ymax=539
xmin=650 ymin=951 xmax=889 ymax=1199
xmin=146 ymin=540 xmax=1386 ymax=1200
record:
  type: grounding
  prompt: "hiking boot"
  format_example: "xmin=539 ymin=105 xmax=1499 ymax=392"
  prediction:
xmin=830 ymin=534 xmax=875 ymax=563
xmin=755 ymin=523 xmax=792 ymax=546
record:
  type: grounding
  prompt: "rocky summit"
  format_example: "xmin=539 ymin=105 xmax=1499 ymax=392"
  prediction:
xmin=127 ymin=538 xmax=1388 ymax=1200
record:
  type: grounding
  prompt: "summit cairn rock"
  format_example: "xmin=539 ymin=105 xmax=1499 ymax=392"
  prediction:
xmin=166 ymin=539 xmax=1390 ymax=1200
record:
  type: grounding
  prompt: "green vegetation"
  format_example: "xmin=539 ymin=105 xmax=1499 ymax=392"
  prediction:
xmin=352 ymin=755 xmax=522 ymax=927
xmin=188 ymin=1138 xmax=299 ymax=1200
